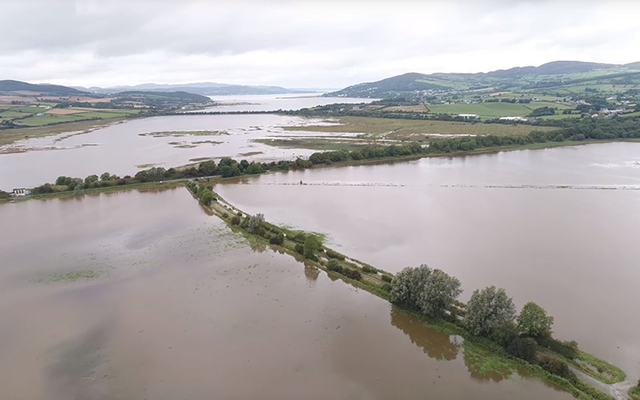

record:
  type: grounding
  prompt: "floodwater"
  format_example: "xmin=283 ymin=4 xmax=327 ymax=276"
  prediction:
xmin=214 ymin=142 xmax=640 ymax=377
xmin=201 ymin=93 xmax=372 ymax=112
xmin=0 ymin=188 xmax=572 ymax=400
xmin=0 ymin=95 xmax=373 ymax=190
xmin=0 ymin=114 xmax=338 ymax=190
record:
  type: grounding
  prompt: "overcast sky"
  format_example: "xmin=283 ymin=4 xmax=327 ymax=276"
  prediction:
xmin=1 ymin=0 xmax=639 ymax=89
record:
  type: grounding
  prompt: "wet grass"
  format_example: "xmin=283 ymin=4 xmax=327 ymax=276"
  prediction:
xmin=283 ymin=116 xmax=557 ymax=137
xmin=38 ymin=270 xmax=101 ymax=283
xmin=254 ymin=137 xmax=378 ymax=151
xmin=629 ymin=386 xmax=640 ymax=400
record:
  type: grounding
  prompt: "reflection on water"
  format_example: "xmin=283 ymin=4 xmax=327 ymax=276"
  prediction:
xmin=390 ymin=307 xmax=460 ymax=361
xmin=0 ymin=188 xmax=573 ymax=400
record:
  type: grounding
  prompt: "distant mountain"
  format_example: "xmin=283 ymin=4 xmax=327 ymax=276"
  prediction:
xmin=85 ymin=82 xmax=309 ymax=96
xmin=117 ymin=90 xmax=210 ymax=103
xmin=326 ymin=61 xmax=640 ymax=99
xmin=484 ymin=61 xmax=617 ymax=78
xmin=0 ymin=80 xmax=86 ymax=96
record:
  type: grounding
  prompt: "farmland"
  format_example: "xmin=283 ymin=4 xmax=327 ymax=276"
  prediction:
xmin=283 ymin=116 xmax=557 ymax=138
xmin=424 ymin=101 xmax=573 ymax=119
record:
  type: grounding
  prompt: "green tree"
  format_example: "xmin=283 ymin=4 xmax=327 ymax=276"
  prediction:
xmin=84 ymin=175 xmax=99 ymax=184
xmin=390 ymin=265 xmax=462 ymax=319
xmin=465 ymin=286 xmax=516 ymax=337
xmin=247 ymin=214 xmax=264 ymax=234
xmin=198 ymin=160 xmax=217 ymax=176
xmin=303 ymin=235 xmax=321 ymax=260
xmin=100 ymin=172 xmax=111 ymax=181
xmin=199 ymin=189 xmax=214 ymax=206
xmin=517 ymin=302 xmax=554 ymax=337
xmin=245 ymin=162 xmax=262 ymax=174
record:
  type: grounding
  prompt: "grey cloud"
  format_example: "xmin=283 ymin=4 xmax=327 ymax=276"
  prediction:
xmin=0 ymin=0 xmax=638 ymax=88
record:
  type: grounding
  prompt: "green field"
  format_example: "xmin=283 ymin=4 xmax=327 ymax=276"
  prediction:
xmin=285 ymin=116 xmax=557 ymax=138
xmin=17 ymin=109 xmax=138 ymax=126
xmin=425 ymin=101 xmax=573 ymax=119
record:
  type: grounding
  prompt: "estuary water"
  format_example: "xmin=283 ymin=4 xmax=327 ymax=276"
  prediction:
xmin=213 ymin=142 xmax=640 ymax=377
xmin=0 ymin=188 xmax=572 ymax=400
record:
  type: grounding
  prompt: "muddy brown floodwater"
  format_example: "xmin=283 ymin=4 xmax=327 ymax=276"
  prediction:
xmin=0 ymin=188 xmax=572 ymax=400
xmin=214 ymin=142 xmax=640 ymax=379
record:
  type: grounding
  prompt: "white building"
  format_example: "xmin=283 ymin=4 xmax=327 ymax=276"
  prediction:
xmin=458 ymin=114 xmax=480 ymax=121
xmin=499 ymin=116 xmax=529 ymax=122
xmin=11 ymin=188 xmax=30 ymax=197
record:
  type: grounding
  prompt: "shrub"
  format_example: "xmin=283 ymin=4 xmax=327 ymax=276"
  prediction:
xmin=490 ymin=321 xmax=520 ymax=347
xmin=295 ymin=243 xmax=304 ymax=255
xmin=236 ymin=211 xmax=243 ymax=217
xmin=326 ymin=249 xmax=345 ymax=260
xmin=381 ymin=283 xmax=392 ymax=292
xmin=221 ymin=212 xmax=229 ymax=219
xmin=506 ymin=337 xmax=538 ymax=362
xmin=327 ymin=259 xmax=343 ymax=273
xmin=536 ymin=337 xmax=578 ymax=360
xmin=538 ymin=356 xmax=574 ymax=379
xmin=269 ymin=233 xmax=285 ymax=245
xmin=381 ymin=274 xmax=393 ymax=283
xmin=362 ymin=265 xmax=377 ymax=274
xmin=303 ymin=235 xmax=321 ymax=259
xmin=230 ymin=216 xmax=241 ymax=225
xmin=342 ymin=268 xmax=362 ymax=281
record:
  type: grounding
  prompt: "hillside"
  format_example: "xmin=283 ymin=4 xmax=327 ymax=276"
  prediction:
xmin=0 ymin=80 xmax=86 ymax=96
xmin=86 ymin=82 xmax=306 ymax=96
xmin=326 ymin=61 xmax=640 ymax=99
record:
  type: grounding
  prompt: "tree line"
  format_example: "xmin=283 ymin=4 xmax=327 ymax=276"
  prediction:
xmin=389 ymin=265 xmax=580 ymax=383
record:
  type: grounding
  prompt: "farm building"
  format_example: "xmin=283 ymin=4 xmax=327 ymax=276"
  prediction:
xmin=458 ymin=114 xmax=480 ymax=121
xmin=11 ymin=188 xmax=30 ymax=197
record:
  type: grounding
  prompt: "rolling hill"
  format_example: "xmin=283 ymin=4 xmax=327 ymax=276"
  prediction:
xmin=326 ymin=61 xmax=640 ymax=99
xmin=0 ymin=80 xmax=86 ymax=96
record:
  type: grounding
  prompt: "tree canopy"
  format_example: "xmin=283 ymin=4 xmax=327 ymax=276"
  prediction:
xmin=517 ymin=302 xmax=554 ymax=337
xmin=465 ymin=286 xmax=516 ymax=337
xmin=390 ymin=265 xmax=462 ymax=319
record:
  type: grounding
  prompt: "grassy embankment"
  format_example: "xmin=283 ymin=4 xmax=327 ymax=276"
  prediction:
xmin=629 ymin=386 xmax=640 ymax=400
xmin=184 ymin=181 xmax=625 ymax=400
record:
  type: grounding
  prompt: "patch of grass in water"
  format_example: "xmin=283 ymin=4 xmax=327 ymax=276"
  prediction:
xmin=38 ymin=270 xmax=102 ymax=283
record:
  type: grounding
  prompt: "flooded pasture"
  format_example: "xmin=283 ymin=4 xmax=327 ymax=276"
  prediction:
xmin=0 ymin=187 xmax=573 ymax=400
xmin=214 ymin=142 xmax=640 ymax=377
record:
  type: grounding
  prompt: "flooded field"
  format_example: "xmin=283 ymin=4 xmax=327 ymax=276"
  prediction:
xmin=0 ymin=114 xmax=342 ymax=190
xmin=0 ymin=187 xmax=573 ymax=400
xmin=214 ymin=142 xmax=640 ymax=377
